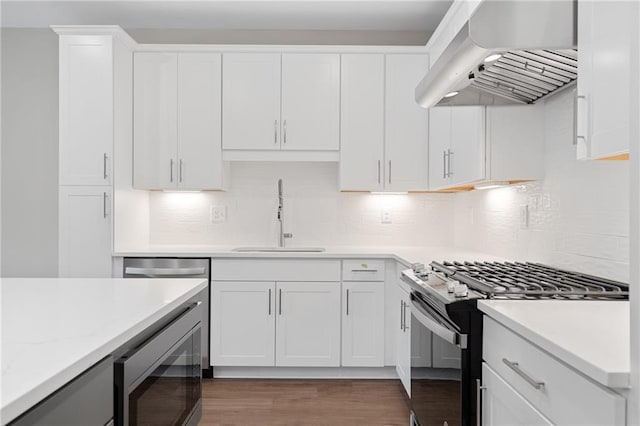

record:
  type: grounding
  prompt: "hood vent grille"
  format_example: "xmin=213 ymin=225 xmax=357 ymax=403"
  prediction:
xmin=455 ymin=49 xmax=577 ymax=105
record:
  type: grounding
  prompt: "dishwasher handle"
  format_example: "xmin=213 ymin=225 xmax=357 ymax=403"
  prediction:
xmin=124 ymin=267 xmax=206 ymax=277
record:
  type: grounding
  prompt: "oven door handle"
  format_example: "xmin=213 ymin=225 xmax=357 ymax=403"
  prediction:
xmin=124 ymin=267 xmax=206 ymax=277
xmin=410 ymin=298 xmax=467 ymax=349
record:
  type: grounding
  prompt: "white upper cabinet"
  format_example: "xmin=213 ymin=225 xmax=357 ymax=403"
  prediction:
xmin=339 ymin=54 xmax=385 ymax=191
xmin=384 ymin=54 xmax=430 ymax=191
xmin=576 ymin=1 xmax=632 ymax=160
xmin=340 ymin=53 xmax=429 ymax=191
xmin=59 ymin=35 xmax=113 ymax=186
xmin=134 ymin=52 xmax=226 ymax=190
xmin=222 ymin=53 xmax=340 ymax=154
xmin=281 ymin=54 xmax=340 ymax=151
xmin=428 ymin=104 xmax=544 ymax=190
xmin=222 ymin=53 xmax=281 ymax=151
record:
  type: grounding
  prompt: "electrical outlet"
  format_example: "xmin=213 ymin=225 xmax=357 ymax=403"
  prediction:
xmin=210 ymin=206 xmax=227 ymax=223
xmin=381 ymin=207 xmax=392 ymax=224
xmin=519 ymin=204 xmax=529 ymax=229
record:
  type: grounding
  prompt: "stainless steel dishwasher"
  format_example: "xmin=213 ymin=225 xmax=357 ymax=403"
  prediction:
xmin=123 ymin=257 xmax=212 ymax=377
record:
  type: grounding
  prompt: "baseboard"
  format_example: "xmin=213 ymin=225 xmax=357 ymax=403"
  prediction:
xmin=212 ymin=366 xmax=400 ymax=379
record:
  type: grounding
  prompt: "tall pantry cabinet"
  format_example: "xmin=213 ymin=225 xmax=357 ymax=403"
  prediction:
xmin=53 ymin=27 xmax=135 ymax=277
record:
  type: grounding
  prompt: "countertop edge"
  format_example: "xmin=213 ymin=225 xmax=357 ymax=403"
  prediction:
xmin=1 ymin=280 xmax=207 ymax=425
xmin=478 ymin=301 xmax=630 ymax=389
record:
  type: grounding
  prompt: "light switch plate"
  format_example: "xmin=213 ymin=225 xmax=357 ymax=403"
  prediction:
xmin=519 ymin=204 xmax=529 ymax=229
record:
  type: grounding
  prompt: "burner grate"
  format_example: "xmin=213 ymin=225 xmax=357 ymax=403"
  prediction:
xmin=432 ymin=261 xmax=628 ymax=300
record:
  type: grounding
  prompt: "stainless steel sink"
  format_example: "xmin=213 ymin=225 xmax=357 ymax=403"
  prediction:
xmin=232 ymin=247 xmax=326 ymax=253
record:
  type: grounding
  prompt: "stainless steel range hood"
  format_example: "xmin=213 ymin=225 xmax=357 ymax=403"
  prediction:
xmin=415 ymin=1 xmax=577 ymax=108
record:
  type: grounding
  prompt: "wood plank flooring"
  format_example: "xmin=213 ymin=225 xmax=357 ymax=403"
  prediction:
xmin=201 ymin=379 xmax=410 ymax=426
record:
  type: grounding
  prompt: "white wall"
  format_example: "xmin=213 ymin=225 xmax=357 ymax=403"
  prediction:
xmin=1 ymin=28 xmax=59 ymax=277
xmin=453 ymin=90 xmax=630 ymax=282
xmin=148 ymin=162 xmax=454 ymax=248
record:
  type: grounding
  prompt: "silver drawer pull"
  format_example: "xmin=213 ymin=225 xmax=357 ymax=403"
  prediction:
xmin=351 ymin=269 xmax=378 ymax=272
xmin=502 ymin=358 xmax=545 ymax=390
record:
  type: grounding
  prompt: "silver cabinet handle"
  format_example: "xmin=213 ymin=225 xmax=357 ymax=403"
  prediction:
xmin=378 ymin=160 xmax=381 ymax=184
xmin=274 ymin=120 xmax=278 ymax=145
xmin=443 ymin=150 xmax=447 ymax=179
xmin=502 ymin=358 xmax=545 ymax=389
xmin=448 ymin=149 xmax=454 ymax=177
xmin=388 ymin=160 xmax=392 ymax=184
xmin=351 ymin=269 xmax=378 ymax=273
xmin=346 ymin=289 xmax=350 ymax=316
xmin=103 ymin=153 xmax=108 ymax=180
xmin=283 ymin=120 xmax=287 ymax=144
xmin=279 ymin=288 xmax=282 ymax=315
xmin=179 ymin=159 xmax=183 ymax=183
xmin=400 ymin=300 xmax=404 ymax=330
xmin=576 ymin=94 xmax=589 ymax=147
xmin=402 ymin=301 xmax=409 ymax=331
xmin=103 ymin=192 xmax=108 ymax=218
xmin=170 ymin=159 xmax=174 ymax=183
xmin=476 ymin=378 xmax=487 ymax=426
xmin=268 ymin=288 xmax=272 ymax=315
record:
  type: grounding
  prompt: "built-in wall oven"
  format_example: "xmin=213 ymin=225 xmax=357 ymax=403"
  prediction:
xmin=115 ymin=303 xmax=202 ymax=426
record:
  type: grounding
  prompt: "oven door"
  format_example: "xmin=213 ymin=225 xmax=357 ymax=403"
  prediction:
xmin=410 ymin=292 xmax=466 ymax=426
xmin=116 ymin=303 xmax=202 ymax=426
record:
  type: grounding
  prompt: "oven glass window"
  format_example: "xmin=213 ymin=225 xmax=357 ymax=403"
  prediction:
xmin=129 ymin=333 xmax=201 ymax=426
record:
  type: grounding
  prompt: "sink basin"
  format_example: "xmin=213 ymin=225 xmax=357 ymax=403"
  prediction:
xmin=232 ymin=247 xmax=326 ymax=253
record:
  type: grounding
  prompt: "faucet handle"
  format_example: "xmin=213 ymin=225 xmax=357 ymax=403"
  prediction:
xmin=284 ymin=233 xmax=293 ymax=239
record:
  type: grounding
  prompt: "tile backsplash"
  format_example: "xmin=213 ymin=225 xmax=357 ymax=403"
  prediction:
xmin=453 ymin=90 xmax=630 ymax=282
xmin=149 ymin=162 xmax=455 ymax=248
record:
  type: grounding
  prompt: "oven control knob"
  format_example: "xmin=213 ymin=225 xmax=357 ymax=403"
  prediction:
xmin=446 ymin=280 xmax=459 ymax=293
xmin=411 ymin=263 xmax=426 ymax=273
xmin=454 ymin=284 xmax=469 ymax=298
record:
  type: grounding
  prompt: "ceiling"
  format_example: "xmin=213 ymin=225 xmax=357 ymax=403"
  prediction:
xmin=1 ymin=1 xmax=453 ymax=33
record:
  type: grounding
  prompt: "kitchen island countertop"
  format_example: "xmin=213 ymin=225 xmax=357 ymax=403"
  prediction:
xmin=1 ymin=277 xmax=207 ymax=425
xmin=478 ymin=299 xmax=630 ymax=389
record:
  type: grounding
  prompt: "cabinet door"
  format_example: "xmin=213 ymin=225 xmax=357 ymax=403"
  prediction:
xmin=577 ymin=1 xmax=632 ymax=160
xmin=395 ymin=288 xmax=411 ymax=397
xmin=384 ymin=54 xmax=430 ymax=191
xmin=281 ymin=54 xmax=340 ymax=151
xmin=339 ymin=54 xmax=385 ymax=191
xmin=133 ymin=52 xmax=178 ymax=189
xmin=450 ymin=106 xmax=486 ymax=186
xmin=59 ymin=35 xmax=113 ymax=186
xmin=432 ymin=332 xmax=461 ymax=369
xmin=482 ymin=363 xmax=553 ymax=426
xmin=211 ymin=281 xmax=276 ymax=366
xmin=275 ymin=281 xmax=341 ymax=367
xmin=177 ymin=53 xmax=224 ymax=189
xmin=59 ymin=187 xmax=112 ymax=277
xmin=341 ymin=282 xmax=385 ymax=367
xmin=222 ymin=53 xmax=281 ymax=150
xmin=428 ymin=107 xmax=452 ymax=189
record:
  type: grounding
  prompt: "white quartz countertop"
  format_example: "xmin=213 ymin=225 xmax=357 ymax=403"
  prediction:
xmin=114 ymin=245 xmax=506 ymax=268
xmin=478 ymin=300 xmax=630 ymax=389
xmin=0 ymin=277 xmax=207 ymax=425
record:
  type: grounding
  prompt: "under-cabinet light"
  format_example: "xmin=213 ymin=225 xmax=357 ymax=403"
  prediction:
xmin=444 ymin=91 xmax=459 ymax=98
xmin=474 ymin=181 xmax=510 ymax=190
xmin=370 ymin=191 xmax=409 ymax=195
xmin=161 ymin=190 xmax=202 ymax=193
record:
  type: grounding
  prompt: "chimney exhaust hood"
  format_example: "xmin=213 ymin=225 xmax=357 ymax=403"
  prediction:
xmin=415 ymin=1 xmax=577 ymax=108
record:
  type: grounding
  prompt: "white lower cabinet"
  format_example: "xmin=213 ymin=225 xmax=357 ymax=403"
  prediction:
xmin=211 ymin=281 xmax=275 ymax=366
xmin=482 ymin=317 xmax=626 ymax=426
xmin=395 ymin=285 xmax=411 ymax=396
xmin=276 ymin=281 xmax=341 ymax=367
xmin=211 ymin=277 xmax=341 ymax=368
xmin=58 ymin=187 xmax=112 ymax=278
xmin=341 ymin=282 xmax=385 ymax=367
xmin=482 ymin=363 xmax=552 ymax=426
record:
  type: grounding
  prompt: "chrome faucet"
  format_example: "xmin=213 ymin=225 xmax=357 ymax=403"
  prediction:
xmin=277 ymin=179 xmax=293 ymax=247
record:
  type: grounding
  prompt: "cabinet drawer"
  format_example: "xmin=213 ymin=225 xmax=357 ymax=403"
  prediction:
xmin=212 ymin=259 xmax=341 ymax=282
xmin=483 ymin=317 xmax=625 ymax=425
xmin=342 ymin=259 xmax=385 ymax=281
